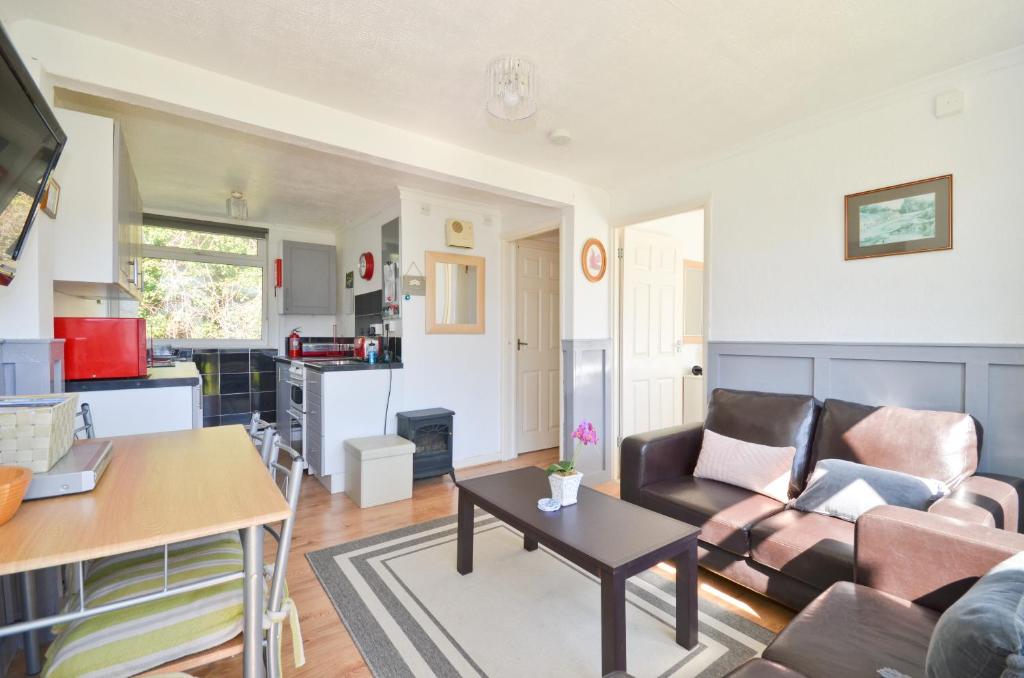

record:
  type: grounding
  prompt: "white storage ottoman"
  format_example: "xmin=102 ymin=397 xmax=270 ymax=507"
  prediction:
xmin=344 ymin=435 xmax=416 ymax=508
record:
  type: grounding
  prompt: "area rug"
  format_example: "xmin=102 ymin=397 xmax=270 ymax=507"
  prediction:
xmin=307 ymin=512 xmax=774 ymax=677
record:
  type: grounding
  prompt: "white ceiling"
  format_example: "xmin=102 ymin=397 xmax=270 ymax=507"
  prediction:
xmin=7 ymin=1 xmax=1024 ymax=188
xmin=55 ymin=90 xmax=560 ymax=232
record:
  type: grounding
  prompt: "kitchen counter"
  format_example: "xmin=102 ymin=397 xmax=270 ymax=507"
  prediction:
xmin=274 ymin=356 xmax=403 ymax=372
xmin=64 ymin=362 xmax=202 ymax=392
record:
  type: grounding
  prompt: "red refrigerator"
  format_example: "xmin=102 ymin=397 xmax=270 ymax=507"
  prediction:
xmin=54 ymin=317 xmax=148 ymax=380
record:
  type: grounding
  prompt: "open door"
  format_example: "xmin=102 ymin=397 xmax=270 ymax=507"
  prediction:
xmin=620 ymin=228 xmax=687 ymax=439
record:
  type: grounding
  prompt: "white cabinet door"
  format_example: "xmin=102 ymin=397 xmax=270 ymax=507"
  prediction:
xmin=74 ymin=386 xmax=194 ymax=437
xmin=51 ymin=110 xmax=141 ymax=300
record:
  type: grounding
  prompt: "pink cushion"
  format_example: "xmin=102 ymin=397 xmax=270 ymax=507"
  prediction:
xmin=694 ymin=429 xmax=796 ymax=502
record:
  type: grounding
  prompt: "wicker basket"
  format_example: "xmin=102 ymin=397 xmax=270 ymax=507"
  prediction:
xmin=0 ymin=394 xmax=78 ymax=473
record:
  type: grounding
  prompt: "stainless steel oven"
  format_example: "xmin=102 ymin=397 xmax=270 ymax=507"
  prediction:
xmin=280 ymin=361 xmax=305 ymax=454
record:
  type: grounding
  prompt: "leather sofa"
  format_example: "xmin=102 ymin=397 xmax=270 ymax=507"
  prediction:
xmin=621 ymin=388 xmax=1024 ymax=610
xmin=725 ymin=505 xmax=1024 ymax=677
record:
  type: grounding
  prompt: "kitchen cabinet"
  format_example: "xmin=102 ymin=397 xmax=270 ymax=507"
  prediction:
xmin=282 ymin=240 xmax=336 ymax=315
xmin=51 ymin=109 xmax=143 ymax=301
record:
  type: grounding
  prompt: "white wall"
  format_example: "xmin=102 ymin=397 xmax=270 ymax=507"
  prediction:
xmin=398 ymin=188 xmax=504 ymax=466
xmin=632 ymin=209 xmax=704 ymax=263
xmin=612 ymin=51 xmax=1024 ymax=344
xmin=335 ymin=204 xmax=399 ymax=337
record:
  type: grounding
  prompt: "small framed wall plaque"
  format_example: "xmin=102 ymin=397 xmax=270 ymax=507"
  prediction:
xmin=581 ymin=238 xmax=607 ymax=282
xmin=845 ymin=175 xmax=952 ymax=260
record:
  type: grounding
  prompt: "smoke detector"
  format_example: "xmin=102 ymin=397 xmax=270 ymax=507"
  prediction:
xmin=548 ymin=128 xmax=572 ymax=146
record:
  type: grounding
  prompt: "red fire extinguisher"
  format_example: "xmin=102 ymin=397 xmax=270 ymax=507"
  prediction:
xmin=288 ymin=327 xmax=302 ymax=358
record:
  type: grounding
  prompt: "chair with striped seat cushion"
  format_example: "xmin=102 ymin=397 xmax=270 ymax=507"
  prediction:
xmin=42 ymin=533 xmax=245 ymax=678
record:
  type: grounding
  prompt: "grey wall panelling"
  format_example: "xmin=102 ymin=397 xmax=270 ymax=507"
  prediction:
xmin=562 ymin=339 xmax=613 ymax=484
xmin=707 ymin=342 xmax=1024 ymax=477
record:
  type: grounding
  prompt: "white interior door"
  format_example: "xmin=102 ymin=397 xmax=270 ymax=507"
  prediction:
xmin=620 ymin=228 xmax=686 ymax=439
xmin=516 ymin=243 xmax=560 ymax=454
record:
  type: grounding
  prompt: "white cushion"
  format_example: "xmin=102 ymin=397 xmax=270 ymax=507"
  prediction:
xmin=693 ymin=429 xmax=795 ymax=502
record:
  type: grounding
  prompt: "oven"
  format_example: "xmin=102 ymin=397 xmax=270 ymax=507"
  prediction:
xmin=279 ymin=361 xmax=305 ymax=455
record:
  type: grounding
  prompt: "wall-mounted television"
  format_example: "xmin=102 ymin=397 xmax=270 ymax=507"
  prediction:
xmin=0 ymin=20 xmax=66 ymax=286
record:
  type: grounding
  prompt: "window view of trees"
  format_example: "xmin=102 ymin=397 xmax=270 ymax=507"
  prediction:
xmin=140 ymin=226 xmax=263 ymax=341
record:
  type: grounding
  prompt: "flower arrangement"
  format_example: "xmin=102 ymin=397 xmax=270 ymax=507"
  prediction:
xmin=546 ymin=420 xmax=599 ymax=477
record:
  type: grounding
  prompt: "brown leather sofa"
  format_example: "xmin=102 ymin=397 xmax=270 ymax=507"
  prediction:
xmin=621 ymin=388 xmax=1024 ymax=610
xmin=725 ymin=505 xmax=1024 ymax=677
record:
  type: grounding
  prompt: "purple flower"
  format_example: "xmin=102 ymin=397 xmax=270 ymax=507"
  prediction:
xmin=571 ymin=420 xmax=599 ymax=447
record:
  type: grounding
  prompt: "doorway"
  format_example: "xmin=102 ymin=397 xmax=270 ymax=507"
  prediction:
xmin=513 ymin=230 xmax=561 ymax=455
xmin=617 ymin=208 xmax=706 ymax=445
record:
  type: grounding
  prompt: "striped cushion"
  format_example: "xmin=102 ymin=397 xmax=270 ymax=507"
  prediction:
xmin=43 ymin=533 xmax=245 ymax=678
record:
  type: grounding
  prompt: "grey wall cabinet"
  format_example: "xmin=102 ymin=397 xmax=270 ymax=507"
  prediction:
xmin=282 ymin=240 xmax=337 ymax=315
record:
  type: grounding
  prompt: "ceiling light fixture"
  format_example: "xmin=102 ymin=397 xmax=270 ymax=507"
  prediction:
xmin=226 ymin=191 xmax=247 ymax=220
xmin=486 ymin=56 xmax=537 ymax=121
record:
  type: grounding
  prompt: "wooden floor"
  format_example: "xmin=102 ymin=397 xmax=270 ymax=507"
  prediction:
xmin=189 ymin=449 xmax=794 ymax=677
xmin=10 ymin=449 xmax=795 ymax=677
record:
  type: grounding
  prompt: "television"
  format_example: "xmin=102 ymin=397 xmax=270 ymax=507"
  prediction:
xmin=0 ymin=20 xmax=66 ymax=286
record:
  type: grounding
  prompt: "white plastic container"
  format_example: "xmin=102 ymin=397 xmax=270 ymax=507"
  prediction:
xmin=344 ymin=435 xmax=415 ymax=508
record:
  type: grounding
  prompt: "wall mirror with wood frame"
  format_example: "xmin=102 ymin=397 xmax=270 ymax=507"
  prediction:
xmin=425 ymin=250 xmax=485 ymax=334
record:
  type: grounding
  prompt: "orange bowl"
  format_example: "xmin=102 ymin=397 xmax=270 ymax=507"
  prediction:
xmin=0 ymin=466 xmax=32 ymax=526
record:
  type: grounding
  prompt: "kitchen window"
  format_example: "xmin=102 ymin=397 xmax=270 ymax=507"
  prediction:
xmin=140 ymin=215 xmax=269 ymax=344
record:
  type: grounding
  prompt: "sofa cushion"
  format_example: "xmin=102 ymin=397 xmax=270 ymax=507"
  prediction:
xmin=926 ymin=551 xmax=1024 ymax=678
xmin=750 ymin=509 xmax=854 ymax=591
xmin=694 ymin=429 xmax=795 ymax=502
xmin=809 ymin=398 xmax=978 ymax=488
xmin=640 ymin=477 xmax=785 ymax=557
xmin=704 ymin=389 xmax=820 ymax=498
xmin=763 ymin=581 xmax=939 ymax=678
xmin=790 ymin=459 xmax=949 ymax=523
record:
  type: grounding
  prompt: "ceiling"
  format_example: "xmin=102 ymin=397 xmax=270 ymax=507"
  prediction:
xmin=7 ymin=1 xmax=1024 ymax=188
xmin=55 ymin=90 xmax=560 ymax=231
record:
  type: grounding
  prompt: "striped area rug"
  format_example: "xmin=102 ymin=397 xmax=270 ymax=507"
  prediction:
xmin=308 ymin=513 xmax=773 ymax=677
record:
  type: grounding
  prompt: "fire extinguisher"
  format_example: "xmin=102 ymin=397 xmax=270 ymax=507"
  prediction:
xmin=288 ymin=327 xmax=302 ymax=358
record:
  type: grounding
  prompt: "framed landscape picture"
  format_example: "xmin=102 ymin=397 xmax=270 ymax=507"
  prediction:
xmin=845 ymin=175 xmax=952 ymax=260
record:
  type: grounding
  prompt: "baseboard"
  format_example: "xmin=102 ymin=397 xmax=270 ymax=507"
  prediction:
xmin=454 ymin=452 xmax=501 ymax=470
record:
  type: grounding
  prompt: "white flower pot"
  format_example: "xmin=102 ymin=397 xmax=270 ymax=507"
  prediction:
xmin=548 ymin=472 xmax=583 ymax=506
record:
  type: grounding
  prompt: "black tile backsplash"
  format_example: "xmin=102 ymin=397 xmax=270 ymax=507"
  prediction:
xmin=220 ymin=373 xmax=250 ymax=395
xmin=189 ymin=348 xmax=278 ymax=427
xmin=250 ymin=371 xmax=275 ymax=391
xmin=221 ymin=392 xmax=251 ymax=415
xmin=219 ymin=352 xmax=250 ymax=374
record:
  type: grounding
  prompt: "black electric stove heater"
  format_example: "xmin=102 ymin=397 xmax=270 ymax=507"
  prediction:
xmin=397 ymin=407 xmax=455 ymax=482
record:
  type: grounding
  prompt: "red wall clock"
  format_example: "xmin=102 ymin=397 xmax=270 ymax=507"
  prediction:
xmin=359 ymin=251 xmax=375 ymax=280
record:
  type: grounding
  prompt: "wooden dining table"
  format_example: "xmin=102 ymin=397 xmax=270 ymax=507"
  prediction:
xmin=0 ymin=425 xmax=291 ymax=678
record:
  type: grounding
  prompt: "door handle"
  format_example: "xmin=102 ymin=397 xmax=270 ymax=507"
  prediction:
xmin=517 ymin=339 xmax=529 ymax=350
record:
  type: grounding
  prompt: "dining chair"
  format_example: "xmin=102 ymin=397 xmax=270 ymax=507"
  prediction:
xmin=40 ymin=436 xmax=306 ymax=678
xmin=72 ymin=403 xmax=95 ymax=440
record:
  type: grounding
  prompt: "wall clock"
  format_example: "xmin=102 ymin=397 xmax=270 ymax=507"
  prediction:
xmin=581 ymin=238 xmax=607 ymax=282
xmin=359 ymin=252 xmax=375 ymax=280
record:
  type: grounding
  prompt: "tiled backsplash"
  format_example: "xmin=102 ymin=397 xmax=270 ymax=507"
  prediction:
xmin=193 ymin=348 xmax=278 ymax=427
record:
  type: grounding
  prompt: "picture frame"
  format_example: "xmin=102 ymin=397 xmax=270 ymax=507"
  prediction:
xmin=40 ymin=177 xmax=60 ymax=219
xmin=845 ymin=174 xmax=952 ymax=260
xmin=581 ymin=238 xmax=607 ymax=282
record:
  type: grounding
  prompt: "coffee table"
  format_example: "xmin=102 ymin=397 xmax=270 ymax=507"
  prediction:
xmin=456 ymin=467 xmax=701 ymax=675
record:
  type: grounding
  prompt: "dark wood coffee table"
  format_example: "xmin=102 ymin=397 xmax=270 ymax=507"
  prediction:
xmin=456 ymin=467 xmax=701 ymax=675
